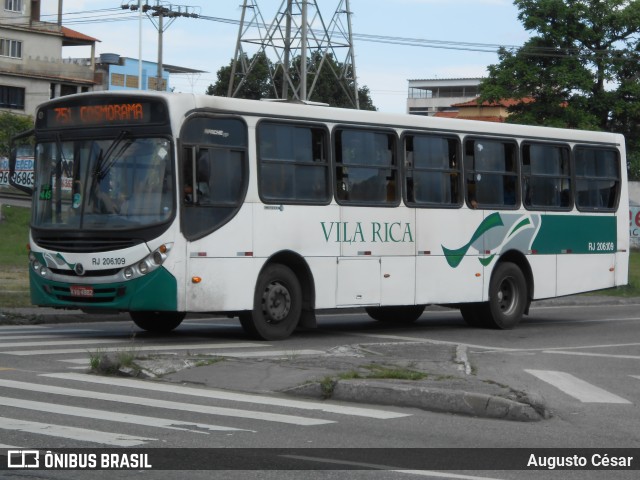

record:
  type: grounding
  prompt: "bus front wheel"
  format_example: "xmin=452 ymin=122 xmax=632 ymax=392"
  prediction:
xmin=130 ymin=311 xmax=185 ymax=333
xmin=485 ymin=262 xmax=527 ymax=329
xmin=240 ymin=264 xmax=302 ymax=341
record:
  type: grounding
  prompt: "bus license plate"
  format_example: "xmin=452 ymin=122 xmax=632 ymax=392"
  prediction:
xmin=70 ymin=285 xmax=94 ymax=297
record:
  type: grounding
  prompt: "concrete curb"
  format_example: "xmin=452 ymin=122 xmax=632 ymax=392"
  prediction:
xmin=285 ymin=379 xmax=549 ymax=422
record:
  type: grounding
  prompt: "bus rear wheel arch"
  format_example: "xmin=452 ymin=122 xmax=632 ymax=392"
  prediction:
xmin=130 ymin=311 xmax=186 ymax=333
xmin=240 ymin=263 xmax=302 ymax=340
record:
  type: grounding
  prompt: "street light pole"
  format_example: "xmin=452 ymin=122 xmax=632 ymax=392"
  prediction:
xmin=122 ymin=1 xmax=199 ymax=91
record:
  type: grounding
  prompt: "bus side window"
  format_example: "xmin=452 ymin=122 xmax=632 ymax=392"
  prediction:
xmin=574 ymin=147 xmax=620 ymax=211
xmin=334 ymin=128 xmax=399 ymax=205
xmin=522 ymin=143 xmax=571 ymax=210
xmin=404 ymin=134 xmax=461 ymax=207
xmin=464 ymin=138 xmax=518 ymax=209
xmin=257 ymin=122 xmax=330 ymax=204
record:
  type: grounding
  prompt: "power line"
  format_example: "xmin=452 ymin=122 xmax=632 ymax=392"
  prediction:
xmin=18 ymin=6 xmax=636 ymax=60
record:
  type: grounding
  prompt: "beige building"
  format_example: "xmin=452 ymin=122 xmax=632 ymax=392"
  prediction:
xmin=0 ymin=0 xmax=97 ymax=116
xmin=407 ymin=78 xmax=481 ymax=116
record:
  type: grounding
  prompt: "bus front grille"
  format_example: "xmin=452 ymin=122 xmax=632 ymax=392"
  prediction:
xmin=35 ymin=238 xmax=143 ymax=253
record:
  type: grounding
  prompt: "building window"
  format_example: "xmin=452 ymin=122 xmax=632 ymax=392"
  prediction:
xmin=111 ymin=73 xmax=125 ymax=87
xmin=0 ymin=38 xmax=23 ymax=59
xmin=0 ymin=85 xmax=25 ymax=109
xmin=148 ymin=77 xmax=167 ymax=91
xmin=126 ymin=75 xmax=139 ymax=88
xmin=4 ymin=0 xmax=22 ymax=12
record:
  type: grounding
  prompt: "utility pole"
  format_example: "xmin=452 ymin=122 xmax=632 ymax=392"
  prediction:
xmin=122 ymin=1 xmax=200 ymax=91
xmin=229 ymin=0 xmax=359 ymax=108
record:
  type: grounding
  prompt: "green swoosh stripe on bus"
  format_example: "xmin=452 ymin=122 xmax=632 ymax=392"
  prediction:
xmin=442 ymin=212 xmax=504 ymax=268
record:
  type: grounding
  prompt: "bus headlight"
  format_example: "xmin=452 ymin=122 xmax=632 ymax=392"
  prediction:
xmin=120 ymin=243 xmax=173 ymax=281
xmin=138 ymin=260 xmax=150 ymax=275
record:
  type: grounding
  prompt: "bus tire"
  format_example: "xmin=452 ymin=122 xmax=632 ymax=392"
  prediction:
xmin=365 ymin=305 xmax=425 ymax=323
xmin=459 ymin=303 xmax=487 ymax=328
xmin=130 ymin=311 xmax=185 ymax=333
xmin=240 ymin=264 xmax=302 ymax=341
xmin=485 ymin=262 xmax=527 ymax=330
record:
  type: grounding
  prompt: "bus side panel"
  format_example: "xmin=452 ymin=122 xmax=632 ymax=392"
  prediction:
xmin=527 ymin=254 xmax=557 ymax=300
xmin=615 ymin=251 xmax=629 ymax=287
xmin=336 ymin=258 xmax=380 ymax=306
xmin=557 ymin=254 xmax=615 ymax=297
xmin=306 ymin=256 xmax=337 ymax=309
xmin=253 ymin=204 xmax=340 ymax=257
xmin=380 ymin=256 xmax=416 ymax=306
xmin=415 ymin=209 xmax=485 ymax=304
xmin=187 ymin=258 xmax=260 ymax=311
xmin=416 ymin=255 xmax=483 ymax=304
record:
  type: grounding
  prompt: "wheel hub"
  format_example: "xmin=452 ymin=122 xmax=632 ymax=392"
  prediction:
xmin=262 ymin=282 xmax=291 ymax=323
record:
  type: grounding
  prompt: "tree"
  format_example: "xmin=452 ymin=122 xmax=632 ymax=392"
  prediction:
xmin=206 ymin=50 xmax=376 ymax=111
xmin=0 ymin=111 xmax=32 ymax=157
xmin=207 ymin=52 xmax=277 ymax=100
xmin=480 ymin=0 xmax=640 ymax=146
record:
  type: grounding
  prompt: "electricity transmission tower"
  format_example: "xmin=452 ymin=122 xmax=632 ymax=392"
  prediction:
xmin=229 ymin=0 xmax=359 ymax=108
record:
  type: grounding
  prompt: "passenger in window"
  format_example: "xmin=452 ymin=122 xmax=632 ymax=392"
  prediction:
xmin=467 ymin=181 xmax=478 ymax=209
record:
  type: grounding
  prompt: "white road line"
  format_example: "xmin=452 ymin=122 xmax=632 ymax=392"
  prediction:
xmin=283 ymin=456 xmax=504 ymax=479
xmin=0 ymin=379 xmax=331 ymax=426
xmin=3 ymin=342 xmax=269 ymax=356
xmin=44 ymin=372 xmax=411 ymax=419
xmin=220 ymin=349 xmax=325 ymax=358
xmin=525 ymin=370 xmax=632 ymax=404
xmin=0 ymin=443 xmax=20 ymax=449
xmin=0 ymin=395 xmax=251 ymax=433
xmin=545 ymin=351 xmax=640 ymax=360
xmin=0 ymin=416 xmax=154 ymax=447
xmin=0 ymin=339 xmax=126 ymax=348
xmin=0 ymin=333 xmax=106 ymax=341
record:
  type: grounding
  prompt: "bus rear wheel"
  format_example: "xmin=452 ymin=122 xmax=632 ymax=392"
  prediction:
xmin=484 ymin=262 xmax=527 ymax=329
xmin=365 ymin=305 xmax=426 ymax=323
xmin=130 ymin=311 xmax=185 ymax=333
xmin=459 ymin=303 xmax=488 ymax=328
xmin=240 ymin=264 xmax=302 ymax=340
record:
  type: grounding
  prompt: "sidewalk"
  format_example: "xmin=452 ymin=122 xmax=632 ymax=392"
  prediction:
xmin=2 ymin=295 xmax=638 ymax=422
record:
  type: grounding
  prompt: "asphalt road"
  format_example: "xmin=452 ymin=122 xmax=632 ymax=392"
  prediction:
xmin=0 ymin=300 xmax=639 ymax=480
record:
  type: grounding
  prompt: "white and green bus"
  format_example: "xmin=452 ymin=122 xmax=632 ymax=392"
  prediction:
xmin=10 ymin=91 xmax=629 ymax=339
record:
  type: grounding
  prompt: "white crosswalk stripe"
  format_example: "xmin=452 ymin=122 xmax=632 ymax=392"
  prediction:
xmin=0 ymin=416 xmax=154 ymax=447
xmin=0 ymin=324 xmax=412 ymax=448
xmin=525 ymin=370 xmax=632 ymax=404
xmin=45 ymin=372 xmax=411 ymax=419
xmin=0 ymin=371 xmax=410 ymax=448
xmin=0 ymin=378 xmax=333 ymax=426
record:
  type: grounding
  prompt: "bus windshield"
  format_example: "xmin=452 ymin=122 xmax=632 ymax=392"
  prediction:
xmin=32 ymin=136 xmax=174 ymax=230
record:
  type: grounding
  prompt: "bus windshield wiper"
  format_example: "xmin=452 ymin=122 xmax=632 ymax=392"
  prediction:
xmin=93 ymin=131 xmax=130 ymax=180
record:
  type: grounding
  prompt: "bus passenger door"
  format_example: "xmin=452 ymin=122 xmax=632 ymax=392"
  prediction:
xmin=181 ymin=144 xmax=253 ymax=312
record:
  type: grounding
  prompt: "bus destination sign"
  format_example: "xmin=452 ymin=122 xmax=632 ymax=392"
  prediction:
xmin=45 ymin=102 xmax=150 ymax=127
xmin=37 ymin=98 xmax=168 ymax=129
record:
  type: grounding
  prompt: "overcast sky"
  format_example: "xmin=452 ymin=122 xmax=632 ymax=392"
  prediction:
xmin=42 ymin=0 xmax=530 ymax=113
